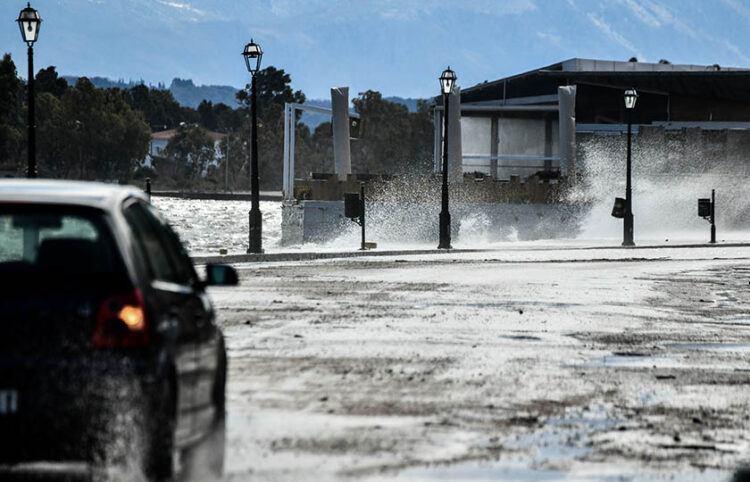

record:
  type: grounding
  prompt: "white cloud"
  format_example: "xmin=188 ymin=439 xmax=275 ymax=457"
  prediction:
xmin=269 ymin=0 xmax=292 ymax=17
xmin=157 ymin=1 xmax=205 ymax=16
xmin=620 ymin=0 xmax=661 ymax=27
xmin=722 ymin=0 xmax=750 ymax=22
xmin=644 ymin=2 xmax=699 ymax=40
xmin=587 ymin=13 xmax=643 ymax=59
xmin=721 ymin=39 xmax=750 ymax=64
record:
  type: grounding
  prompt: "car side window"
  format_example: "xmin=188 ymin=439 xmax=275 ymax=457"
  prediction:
xmin=123 ymin=201 xmax=178 ymax=283
xmin=143 ymin=204 xmax=197 ymax=286
xmin=124 ymin=200 xmax=197 ymax=286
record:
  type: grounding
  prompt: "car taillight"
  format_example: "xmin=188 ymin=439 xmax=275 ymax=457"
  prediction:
xmin=93 ymin=289 xmax=149 ymax=347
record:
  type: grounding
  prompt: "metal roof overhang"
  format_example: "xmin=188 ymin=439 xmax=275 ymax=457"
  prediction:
xmin=460 ymin=70 xmax=750 ymax=103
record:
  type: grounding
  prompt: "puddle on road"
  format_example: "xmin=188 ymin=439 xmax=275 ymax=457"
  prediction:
xmin=713 ymin=290 xmax=739 ymax=307
xmin=722 ymin=317 xmax=750 ymax=325
xmin=500 ymin=335 xmax=543 ymax=342
xmin=395 ymin=461 xmax=568 ymax=480
xmin=667 ymin=343 xmax=750 ymax=353
xmin=393 ymin=462 xmax=730 ymax=481
xmin=396 ymin=407 xmax=618 ymax=481
xmin=576 ymin=353 xmax=684 ymax=369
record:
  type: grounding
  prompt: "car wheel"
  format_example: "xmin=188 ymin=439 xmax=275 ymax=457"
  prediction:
xmin=144 ymin=377 xmax=176 ymax=481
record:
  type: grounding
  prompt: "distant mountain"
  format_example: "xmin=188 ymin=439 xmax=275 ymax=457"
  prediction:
xmin=63 ymin=76 xmax=240 ymax=109
xmin=62 ymin=75 xmax=424 ymax=129
xmin=168 ymin=78 xmax=240 ymax=109
xmin=62 ymin=76 xmax=164 ymax=90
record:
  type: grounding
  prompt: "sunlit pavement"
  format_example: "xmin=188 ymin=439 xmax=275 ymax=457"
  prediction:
xmin=204 ymin=244 xmax=750 ymax=481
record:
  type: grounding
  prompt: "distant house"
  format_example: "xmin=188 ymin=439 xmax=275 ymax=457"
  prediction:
xmin=149 ymin=128 xmax=227 ymax=158
xmin=146 ymin=127 xmax=228 ymax=173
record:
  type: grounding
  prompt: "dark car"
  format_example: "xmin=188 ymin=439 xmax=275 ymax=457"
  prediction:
xmin=0 ymin=180 xmax=237 ymax=481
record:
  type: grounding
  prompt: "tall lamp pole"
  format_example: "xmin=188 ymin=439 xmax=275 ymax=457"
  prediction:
xmin=438 ymin=67 xmax=456 ymax=250
xmin=623 ymin=88 xmax=638 ymax=247
xmin=17 ymin=3 xmax=41 ymax=179
xmin=243 ymin=40 xmax=263 ymax=253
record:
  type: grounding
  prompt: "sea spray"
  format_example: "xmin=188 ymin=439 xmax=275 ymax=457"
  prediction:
xmin=571 ymin=134 xmax=750 ymax=242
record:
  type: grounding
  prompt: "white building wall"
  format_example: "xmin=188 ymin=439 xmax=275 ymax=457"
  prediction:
xmin=460 ymin=115 xmax=561 ymax=180
xmin=460 ymin=117 xmax=493 ymax=175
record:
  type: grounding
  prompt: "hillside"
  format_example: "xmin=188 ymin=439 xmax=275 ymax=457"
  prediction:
xmin=62 ymin=75 xmax=423 ymax=128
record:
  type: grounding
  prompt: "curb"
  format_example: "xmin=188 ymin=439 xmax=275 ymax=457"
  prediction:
xmin=191 ymin=242 xmax=750 ymax=265
xmin=192 ymin=248 xmax=491 ymax=265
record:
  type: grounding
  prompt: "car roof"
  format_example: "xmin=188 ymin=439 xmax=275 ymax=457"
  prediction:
xmin=0 ymin=179 xmax=149 ymax=211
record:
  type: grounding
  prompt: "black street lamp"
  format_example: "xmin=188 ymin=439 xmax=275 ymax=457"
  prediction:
xmin=17 ymin=3 xmax=41 ymax=179
xmin=243 ymin=39 xmax=263 ymax=253
xmin=438 ymin=66 xmax=456 ymax=250
xmin=622 ymin=88 xmax=638 ymax=247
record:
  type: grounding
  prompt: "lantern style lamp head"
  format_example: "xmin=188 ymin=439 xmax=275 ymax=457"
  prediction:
xmin=624 ymin=88 xmax=638 ymax=110
xmin=440 ymin=67 xmax=457 ymax=95
xmin=243 ymin=39 xmax=263 ymax=76
xmin=17 ymin=3 xmax=41 ymax=45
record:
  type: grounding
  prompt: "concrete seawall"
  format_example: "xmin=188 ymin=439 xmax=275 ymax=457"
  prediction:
xmin=152 ymin=191 xmax=282 ymax=201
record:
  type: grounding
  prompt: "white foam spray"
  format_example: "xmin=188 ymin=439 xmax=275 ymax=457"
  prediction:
xmin=570 ymin=135 xmax=750 ymax=243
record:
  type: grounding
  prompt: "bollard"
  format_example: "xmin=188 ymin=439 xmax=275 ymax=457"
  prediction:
xmin=145 ymin=177 xmax=152 ymax=202
xmin=343 ymin=182 xmax=369 ymax=250
xmin=710 ymin=189 xmax=716 ymax=244
xmin=698 ymin=189 xmax=716 ymax=244
xmin=359 ymin=182 xmax=366 ymax=251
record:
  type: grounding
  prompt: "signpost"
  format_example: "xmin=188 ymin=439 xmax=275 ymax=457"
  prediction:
xmin=611 ymin=197 xmax=626 ymax=219
xmin=698 ymin=189 xmax=716 ymax=244
xmin=345 ymin=183 xmax=370 ymax=251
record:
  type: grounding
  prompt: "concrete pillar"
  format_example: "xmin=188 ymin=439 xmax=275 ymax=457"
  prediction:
xmin=448 ymin=86 xmax=463 ymax=182
xmin=331 ymin=87 xmax=352 ymax=181
xmin=490 ymin=116 xmax=499 ymax=180
xmin=558 ymin=85 xmax=576 ymax=178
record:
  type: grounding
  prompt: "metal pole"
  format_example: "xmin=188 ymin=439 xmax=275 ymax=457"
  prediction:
xmin=360 ymin=182 xmax=366 ymax=251
xmin=248 ymin=74 xmax=263 ymax=253
xmin=26 ymin=45 xmax=37 ymax=178
xmin=438 ymin=92 xmax=452 ymax=249
xmin=710 ymin=189 xmax=716 ymax=244
xmin=623 ymin=112 xmax=634 ymax=246
xmin=225 ymin=134 xmax=229 ymax=192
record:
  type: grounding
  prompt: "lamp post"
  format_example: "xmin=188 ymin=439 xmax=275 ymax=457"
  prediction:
xmin=242 ymin=39 xmax=263 ymax=253
xmin=438 ymin=67 xmax=456 ymax=250
xmin=622 ymin=88 xmax=638 ymax=247
xmin=17 ymin=3 xmax=41 ymax=179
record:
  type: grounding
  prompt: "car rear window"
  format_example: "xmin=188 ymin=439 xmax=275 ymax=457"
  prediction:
xmin=0 ymin=205 xmax=126 ymax=283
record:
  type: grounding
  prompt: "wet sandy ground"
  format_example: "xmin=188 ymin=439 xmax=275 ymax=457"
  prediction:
xmin=207 ymin=246 xmax=750 ymax=481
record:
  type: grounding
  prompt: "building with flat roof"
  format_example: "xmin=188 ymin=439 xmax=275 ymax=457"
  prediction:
xmin=437 ymin=58 xmax=750 ymax=181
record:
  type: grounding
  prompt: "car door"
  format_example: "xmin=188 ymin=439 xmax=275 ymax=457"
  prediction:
xmin=153 ymin=213 xmax=221 ymax=437
xmin=122 ymin=200 xmax=201 ymax=444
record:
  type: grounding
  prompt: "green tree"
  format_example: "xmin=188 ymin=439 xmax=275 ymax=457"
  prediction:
xmin=162 ymin=124 xmax=216 ymax=184
xmin=35 ymin=92 xmax=71 ymax=177
xmin=233 ymin=66 xmax=308 ymax=190
xmin=236 ymin=66 xmax=305 ymax=119
xmin=39 ymin=78 xmax=152 ymax=180
xmin=125 ymin=84 xmax=184 ymax=130
xmin=0 ymin=53 xmax=24 ymax=172
xmin=212 ymin=102 xmax=243 ymax=133
xmin=35 ymin=66 xmax=68 ymax=98
xmin=408 ymin=100 xmax=435 ymax=171
xmin=352 ymin=90 xmax=413 ymax=174
xmin=198 ymin=100 xmax=217 ymax=131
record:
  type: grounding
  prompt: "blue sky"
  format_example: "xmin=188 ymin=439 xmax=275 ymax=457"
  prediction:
xmin=2 ymin=0 xmax=750 ymax=100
